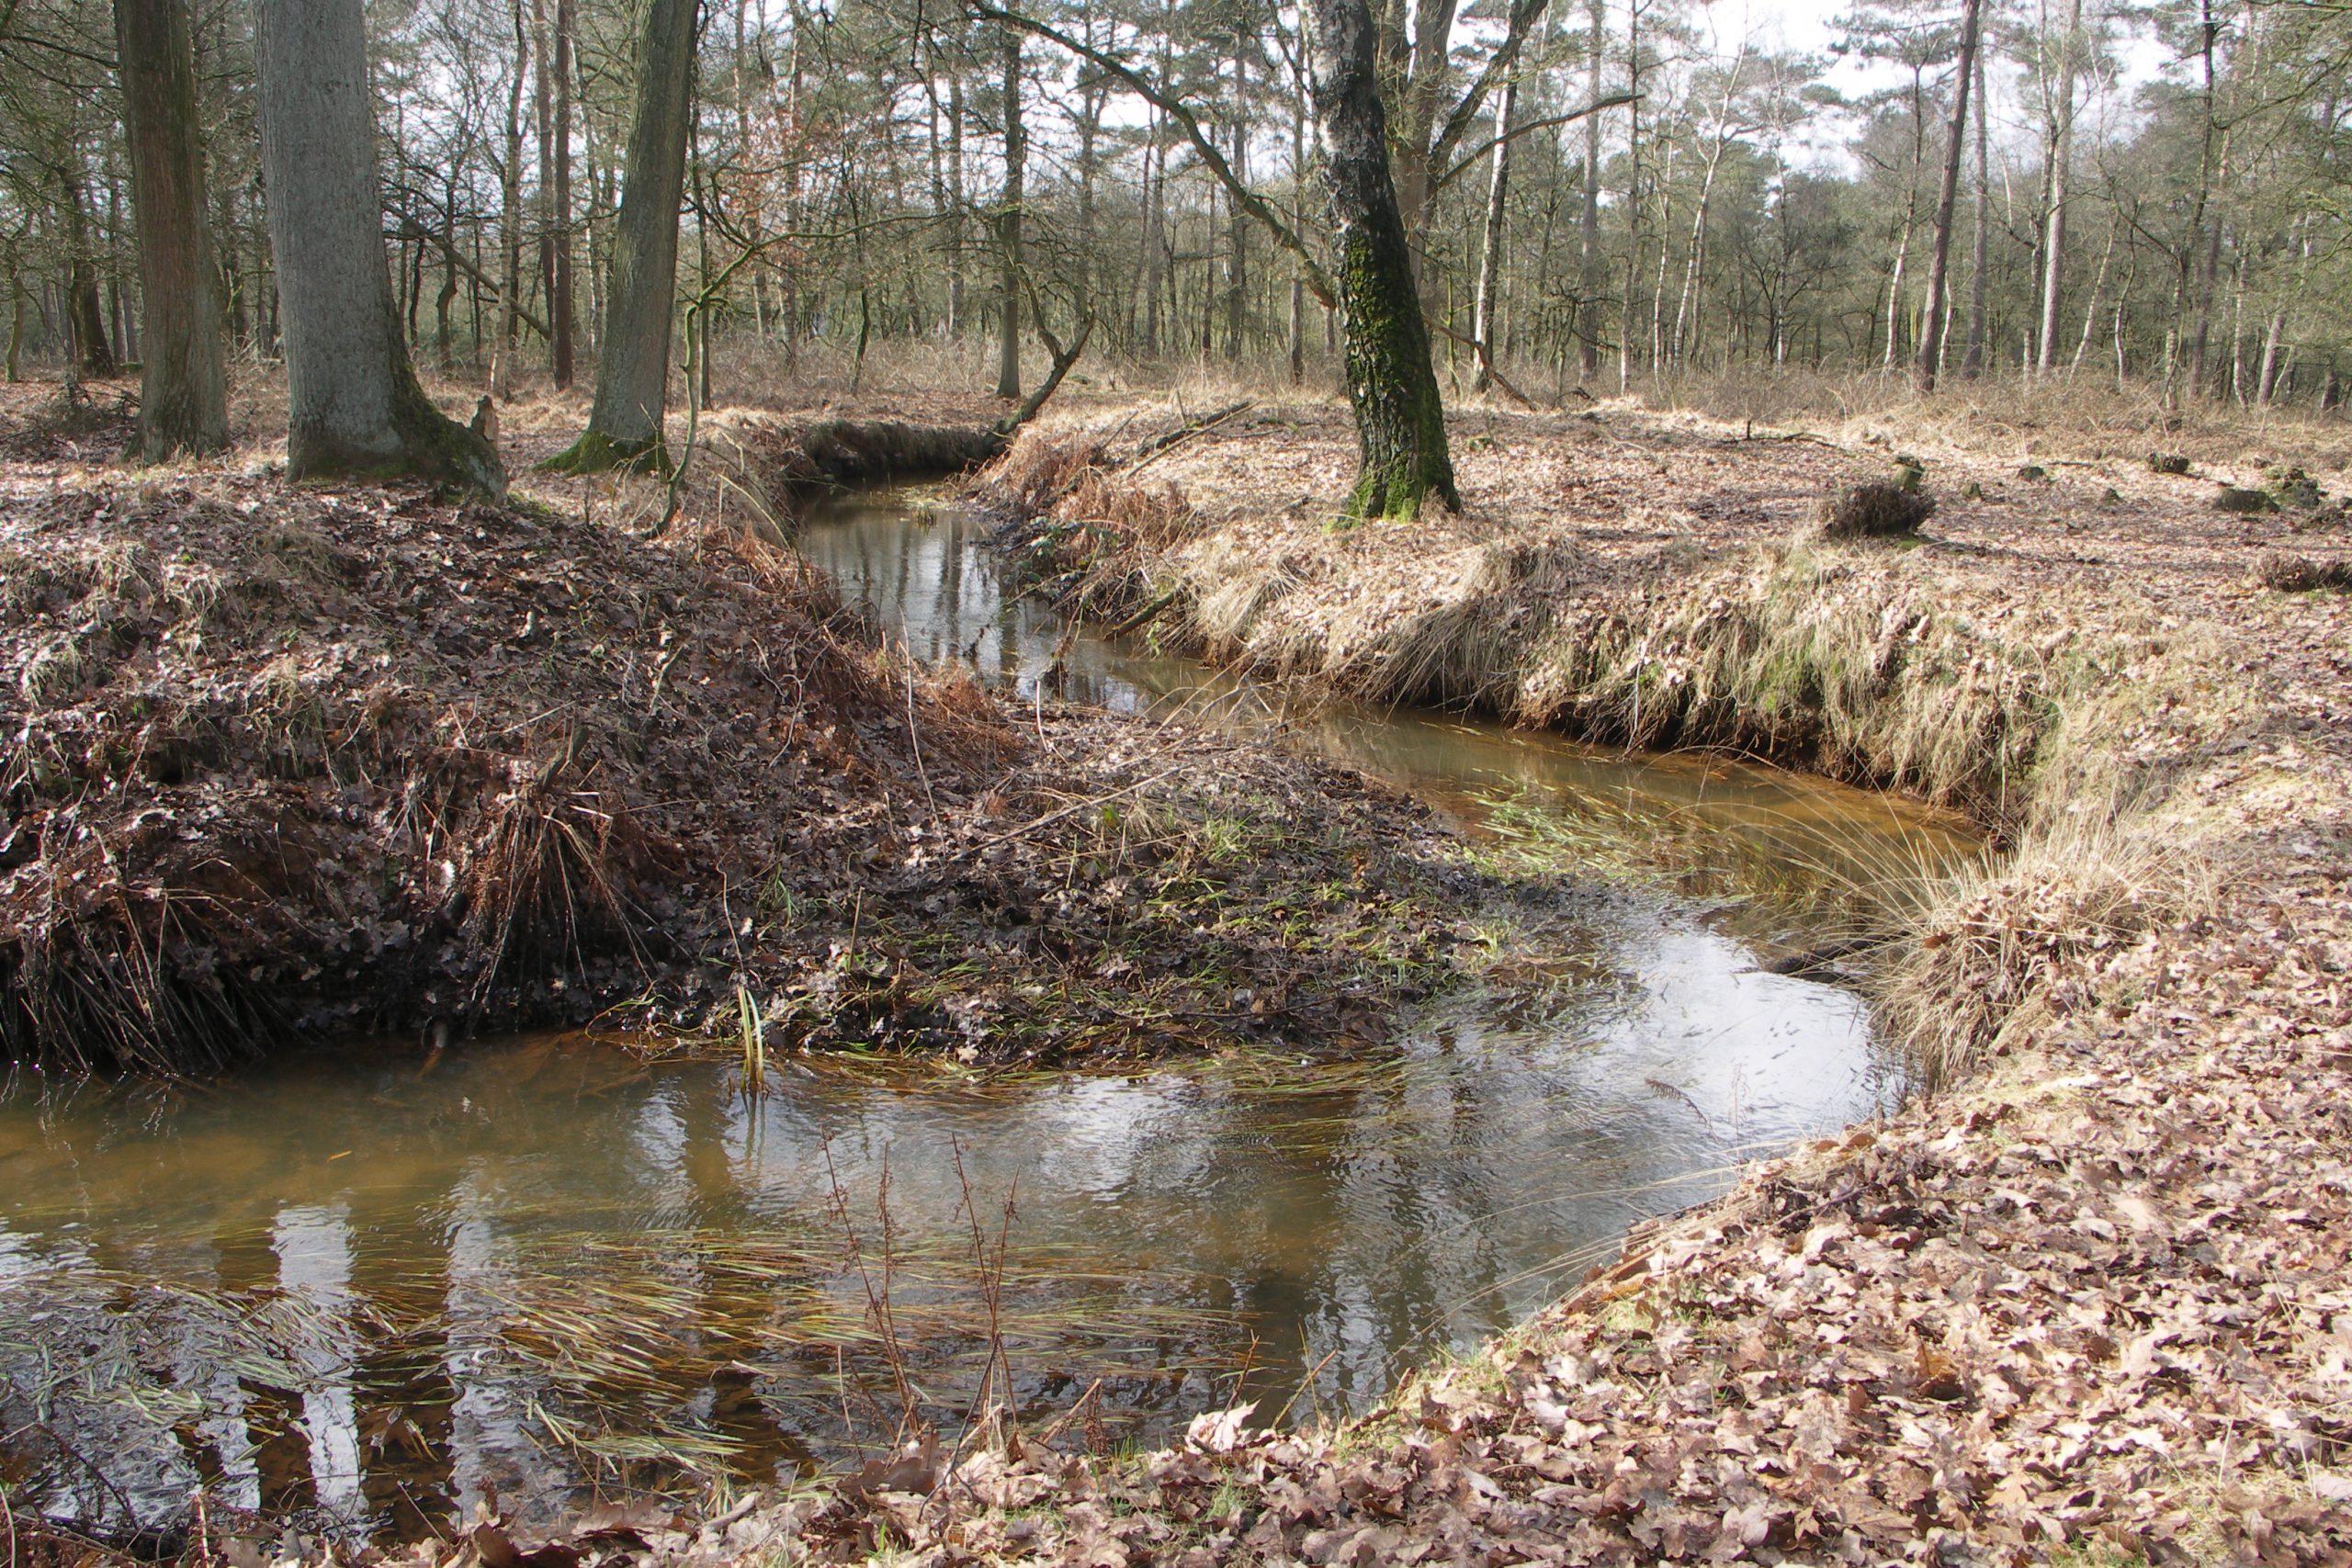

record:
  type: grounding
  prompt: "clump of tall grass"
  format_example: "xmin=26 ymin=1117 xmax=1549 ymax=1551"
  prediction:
xmin=1871 ymin=803 xmax=2213 ymax=1089
xmin=1811 ymin=479 xmax=1936 ymax=541
xmin=2254 ymin=550 xmax=2352 ymax=592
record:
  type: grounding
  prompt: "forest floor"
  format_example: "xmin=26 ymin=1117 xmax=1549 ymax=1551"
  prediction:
xmin=11 ymin=365 xmax=2352 ymax=1565
xmin=0 ymin=375 xmax=1507 ymax=1082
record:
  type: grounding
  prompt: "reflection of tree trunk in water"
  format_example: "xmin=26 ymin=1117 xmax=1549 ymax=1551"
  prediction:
xmin=216 ymin=1219 xmax=322 ymax=1517
xmin=672 ymin=1087 xmax=801 ymax=1470
xmin=349 ymin=1197 xmax=460 ymax=1540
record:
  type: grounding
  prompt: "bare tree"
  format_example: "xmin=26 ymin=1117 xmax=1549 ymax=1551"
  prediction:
xmin=254 ymin=0 xmax=503 ymax=492
xmin=549 ymin=0 xmax=697 ymax=471
xmin=115 ymin=0 xmax=228 ymax=457
xmin=1301 ymin=0 xmax=1459 ymax=518
xmin=1918 ymin=0 xmax=1984 ymax=391
xmin=996 ymin=24 xmax=1025 ymax=400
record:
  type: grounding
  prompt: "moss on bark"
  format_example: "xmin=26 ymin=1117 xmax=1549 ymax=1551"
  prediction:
xmin=539 ymin=426 xmax=670 ymax=478
xmin=1336 ymin=230 xmax=1460 ymax=522
xmin=1301 ymin=0 xmax=1461 ymax=525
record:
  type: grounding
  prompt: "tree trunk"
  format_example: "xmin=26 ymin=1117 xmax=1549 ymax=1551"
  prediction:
xmin=1388 ymin=0 xmax=1459 ymax=257
xmin=550 ymin=0 xmax=695 ymax=470
xmin=2180 ymin=0 xmax=2222 ymax=389
xmin=1615 ymin=3 xmax=1643 ymax=395
xmin=1301 ymin=0 xmax=1458 ymax=519
xmin=1224 ymin=43 xmax=1248 ymax=361
xmin=732 ymin=0 xmax=767 ymax=341
xmin=2069 ymin=209 xmax=2118 ymax=375
xmin=532 ymin=0 xmax=556 ymax=369
xmin=1141 ymin=120 xmax=1165 ymax=354
xmin=494 ymin=0 xmax=527 ymax=400
xmin=1917 ymin=0 xmax=1983 ymax=391
xmin=947 ymin=68 xmax=967 ymax=338
xmin=1290 ymin=274 xmax=1306 ymax=382
xmin=1470 ymin=75 xmax=1515 ymax=394
xmin=254 ymin=0 xmax=502 ymax=492
xmin=1577 ymin=0 xmax=1602 ymax=378
xmin=995 ymin=26 xmax=1024 ymax=400
xmin=115 ymin=0 xmax=229 ymax=458
xmin=61 ymin=163 xmax=118 ymax=378
xmin=2035 ymin=0 xmax=2083 ymax=373
xmin=550 ymin=0 xmax=576 ymax=387
xmin=1960 ymin=40 xmax=1989 ymax=378
xmin=1882 ymin=217 xmax=1912 ymax=371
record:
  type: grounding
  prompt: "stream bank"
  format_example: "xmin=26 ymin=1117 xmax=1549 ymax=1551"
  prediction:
xmin=0 ymin=403 xmax=1497 ymax=1079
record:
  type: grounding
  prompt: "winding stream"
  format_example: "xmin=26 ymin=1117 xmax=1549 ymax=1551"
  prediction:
xmin=0 ymin=488 xmax=1976 ymax=1543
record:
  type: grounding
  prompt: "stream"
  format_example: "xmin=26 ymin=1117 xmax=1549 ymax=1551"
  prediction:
xmin=0 ymin=487 xmax=1977 ymax=1544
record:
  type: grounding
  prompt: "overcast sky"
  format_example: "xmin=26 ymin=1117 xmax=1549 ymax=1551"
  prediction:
xmin=1668 ymin=0 xmax=2181 ymax=171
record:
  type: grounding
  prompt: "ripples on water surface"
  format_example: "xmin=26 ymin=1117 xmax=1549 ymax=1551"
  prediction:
xmin=0 ymin=488 xmax=1978 ymax=1541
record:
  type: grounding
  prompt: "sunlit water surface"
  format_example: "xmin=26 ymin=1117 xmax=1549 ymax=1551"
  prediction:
xmin=0 ymin=488 xmax=1976 ymax=1543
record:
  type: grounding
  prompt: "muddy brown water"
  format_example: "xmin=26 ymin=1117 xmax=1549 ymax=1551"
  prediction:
xmin=0 ymin=488 xmax=1978 ymax=1545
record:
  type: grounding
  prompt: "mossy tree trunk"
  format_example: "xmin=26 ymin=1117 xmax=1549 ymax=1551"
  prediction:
xmin=115 ymin=0 xmax=229 ymax=459
xmin=1300 ymin=0 xmax=1459 ymax=521
xmin=254 ymin=0 xmax=503 ymax=494
xmin=549 ymin=0 xmax=695 ymax=472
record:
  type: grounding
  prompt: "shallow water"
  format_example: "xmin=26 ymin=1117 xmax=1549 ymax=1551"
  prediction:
xmin=0 ymin=487 xmax=1977 ymax=1544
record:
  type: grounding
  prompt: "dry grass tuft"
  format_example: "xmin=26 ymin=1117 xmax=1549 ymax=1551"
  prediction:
xmin=1873 ymin=806 xmax=2211 ymax=1090
xmin=2253 ymin=550 xmax=2352 ymax=592
xmin=458 ymin=748 xmax=662 ymax=1007
xmin=1813 ymin=480 xmax=1937 ymax=541
xmin=975 ymin=426 xmax=1111 ymax=521
xmin=969 ymin=430 xmax=1198 ymax=623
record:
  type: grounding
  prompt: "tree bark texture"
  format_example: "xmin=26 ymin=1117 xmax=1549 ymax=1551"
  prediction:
xmin=254 ymin=0 xmax=503 ymax=492
xmin=1917 ymin=0 xmax=1983 ymax=391
xmin=1960 ymin=40 xmax=1989 ymax=378
xmin=1577 ymin=0 xmax=1602 ymax=378
xmin=115 ymin=0 xmax=229 ymax=458
xmin=551 ymin=0 xmax=577 ymax=387
xmin=1470 ymin=75 xmax=1515 ymax=393
xmin=995 ymin=25 xmax=1024 ymax=400
xmin=1301 ymin=0 xmax=1459 ymax=519
xmin=2034 ymin=0 xmax=2083 ymax=372
xmin=560 ymin=0 xmax=695 ymax=468
xmin=60 ymin=164 xmax=117 ymax=378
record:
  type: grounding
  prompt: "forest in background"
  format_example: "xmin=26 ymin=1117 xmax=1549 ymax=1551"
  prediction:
xmin=0 ymin=0 xmax=2346 ymax=414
